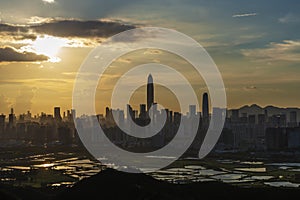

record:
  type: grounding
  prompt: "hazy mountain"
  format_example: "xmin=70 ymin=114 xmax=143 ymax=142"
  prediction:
xmin=231 ymin=104 xmax=300 ymax=122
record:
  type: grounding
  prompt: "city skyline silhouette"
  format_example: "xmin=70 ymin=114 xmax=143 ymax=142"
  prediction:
xmin=0 ymin=1 xmax=300 ymax=198
xmin=0 ymin=73 xmax=299 ymax=152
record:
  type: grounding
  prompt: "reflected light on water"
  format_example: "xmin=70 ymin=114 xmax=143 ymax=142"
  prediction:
xmin=235 ymin=167 xmax=266 ymax=172
xmin=33 ymin=163 xmax=55 ymax=168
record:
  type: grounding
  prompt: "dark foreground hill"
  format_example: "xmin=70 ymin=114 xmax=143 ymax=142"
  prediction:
xmin=2 ymin=168 xmax=300 ymax=199
xmin=59 ymin=168 xmax=300 ymax=200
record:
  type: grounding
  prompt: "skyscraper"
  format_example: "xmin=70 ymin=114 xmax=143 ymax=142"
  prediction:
xmin=202 ymin=93 xmax=209 ymax=120
xmin=231 ymin=109 xmax=239 ymax=123
xmin=0 ymin=114 xmax=5 ymax=134
xmin=127 ymin=104 xmax=134 ymax=120
xmin=189 ymin=105 xmax=196 ymax=118
xmin=290 ymin=111 xmax=297 ymax=122
xmin=147 ymin=74 xmax=154 ymax=111
xmin=289 ymin=111 xmax=297 ymax=127
xmin=8 ymin=108 xmax=15 ymax=128
xmin=54 ymin=107 xmax=62 ymax=121
xmin=71 ymin=109 xmax=76 ymax=119
xmin=139 ymin=104 xmax=147 ymax=119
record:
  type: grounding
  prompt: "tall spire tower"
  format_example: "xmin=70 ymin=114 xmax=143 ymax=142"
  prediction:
xmin=202 ymin=92 xmax=209 ymax=120
xmin=147 ymin=74 xmax=154 ymax=111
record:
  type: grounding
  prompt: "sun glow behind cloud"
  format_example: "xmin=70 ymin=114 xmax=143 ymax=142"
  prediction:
xmin=18 ymin=35 xmax=95 ymax=63
xmin=20 ymin=35 xmax=68 ymax=63
xmin=42 ymin=0 xmax=55 ymax=4
xmin=0 ymin=0 xmax=299 ymax=112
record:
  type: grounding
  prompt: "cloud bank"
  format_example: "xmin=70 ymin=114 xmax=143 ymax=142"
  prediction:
xmin=0 ymin=19 xmax=135 ymax=39
xmin=0 ymin=19 xmax=136 ymax=62
xmin=241 ymin=40 xmax=300 ymax=62
xmin=0 ymin=46 xmax=49 ymax=62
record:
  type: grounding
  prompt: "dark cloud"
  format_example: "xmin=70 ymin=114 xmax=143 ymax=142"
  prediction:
xmin=0 ymin=23 xmax=27 ymax=32
xmin=0 ymin=23 xmax=37 ymax=43
xmin=0 ymin=19 xmax=136 ymax=63
xmin=30 ymin=19 xmax=136 ymax=38
xmin=0 ymin=33 xmax=37 ymax=42
xmin=0 ymin=46 xmax=49 ymax=62
xmin=0 ymin=19 xmax=136 ymax=39
xmin=11 ymin=33 xmax=37 ymax=41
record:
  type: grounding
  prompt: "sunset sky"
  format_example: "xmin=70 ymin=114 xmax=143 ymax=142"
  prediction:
xmin=0 ymin=0 xmax=299 ymax=115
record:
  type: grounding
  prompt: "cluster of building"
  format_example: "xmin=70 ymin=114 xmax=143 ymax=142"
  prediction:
xmin=0 ymin=74 xmax=299 ymax=152
xmin=219 ymin=107 xmax=300 ymax=151
xmin=86 ymin=75 xmax=209 ymax=152
xmin=0 ymin=107 xmax=78 ymax=147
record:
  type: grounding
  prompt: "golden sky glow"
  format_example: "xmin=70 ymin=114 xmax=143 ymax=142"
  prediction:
xmin=0 ymin=1 xmax=299 ymax=115
xmin=24 ymin=35 xmax=67 ymax=62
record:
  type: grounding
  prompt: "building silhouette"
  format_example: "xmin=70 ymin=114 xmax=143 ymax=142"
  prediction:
xmin=147 ymin=74 xmax=154 ymax=111
xmin=189 ymin=105 xmax=196 ymax=118
xmin=71 ymin=109 xmax=76 ymax=119
xmin=289 ymin=111 xmax=297 ymax=127
xmin=202 ymin=93 xmax=209 ymax=122
xmin=0 ymin=74 xmax=299 ymax=153
xmin=139 ymin=104 xmax=147 ymax=120
xmin=0 ymin=114 xmax=5 ymax=135
xmin=54 ymin=107 xmax=62 ymax=121
xmin=8 ymin=108 xmax=15 ymax=129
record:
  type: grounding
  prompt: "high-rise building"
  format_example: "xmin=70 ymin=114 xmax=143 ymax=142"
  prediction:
xmin=169 ymin=110 xmax=173 ymax=123
xmin=127 ymin=104 xmax=134 ymax=120
xmin=189 ymin=105 xmax=196 ymax=118
xmin=164 ymin=108 xmax=172 ymax=123
xmin=279 ymin=114 xmax=286 ymax=127
xmin=258 ymin=114 xmax=266 ymax=125
xmin=212 ymin=107 xmax=224 ymax=129
xmin=139 ymin=104 xmax=147 ymax=119
xmin=71 ymin=109 xmax=76 ymax=119
xmin=289 ymin=111 xmax=297 ymax=127
xmin=0 ymin=114 xmax=5 ymax=134
xmin=290 ymin=111 xmax=297 ymax=122
xmin=112 ymin=109 xmax=124 ymax=125
xmin=8 ymin=108 xmax=15 ymax=128
xmin=264 ymin=109 xmax=268 ymax=118
xmin=174 ymin=112 xmax=181 ymax=125
xmin=118 ymin=110 xmax=124 ymax=125
xmin=147 ymin=74 xmax=154 ymax=111
xmin=105 ymin=107 xmax=110 ymax=119
xmin=26 ymin=111 xmax=31 ymax=121
xmin=231 ymin=109 xmax=239 ymax=123
xmin=202 ymin=93 xmax=209 ymax=120
xmin=54 ymin=107 xmax=62 ymax=121
xmin=248 ymin=115 xmax=256 ymax=124
xmin=240 ymin=113 xmax=248 ymax=123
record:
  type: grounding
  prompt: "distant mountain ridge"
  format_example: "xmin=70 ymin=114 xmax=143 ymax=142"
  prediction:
xmin=231 ymin=104 xmax=300 ymax=121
